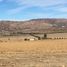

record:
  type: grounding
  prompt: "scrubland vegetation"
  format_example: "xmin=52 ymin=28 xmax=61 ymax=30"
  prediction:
xmin=0 ymin=37 xmax=66 ymax=67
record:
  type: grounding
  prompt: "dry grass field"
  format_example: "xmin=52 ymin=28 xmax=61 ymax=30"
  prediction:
xmin=0 ymin=37 xmax=67 ymax=67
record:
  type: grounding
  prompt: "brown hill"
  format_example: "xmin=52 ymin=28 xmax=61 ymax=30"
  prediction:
xmin=0 ymin=18 xmax=67 ymax=35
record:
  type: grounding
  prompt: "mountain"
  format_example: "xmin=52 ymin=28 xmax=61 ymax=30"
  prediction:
xmin=0 ymin=18 xmax=67 ymax=35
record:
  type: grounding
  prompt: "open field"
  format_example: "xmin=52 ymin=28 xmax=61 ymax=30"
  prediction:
xmin=0 ymin=37 xmax=67 ymax=67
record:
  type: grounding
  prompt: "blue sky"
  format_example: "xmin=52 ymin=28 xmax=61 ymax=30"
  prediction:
xmin=0 ymin=0 xmax=67 ymax=20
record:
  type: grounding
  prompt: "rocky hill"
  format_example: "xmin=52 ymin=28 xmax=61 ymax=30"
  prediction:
xmin=0 ymin=18 xmax=67 ymax=35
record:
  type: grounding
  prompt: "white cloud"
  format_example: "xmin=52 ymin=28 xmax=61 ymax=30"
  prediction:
xmin=8 ymin=0 xmax=67 ymax=7
xmin=6 ymin=0 xmax=67 ymax=16
xmin=57 ymin=7 xmax=67 ymax=12
xmin=6 ymin=5 xmax=28 ymax=15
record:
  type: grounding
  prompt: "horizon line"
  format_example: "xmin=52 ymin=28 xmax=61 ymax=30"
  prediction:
xmin=0 ymin=18 xmax=67 ymax=21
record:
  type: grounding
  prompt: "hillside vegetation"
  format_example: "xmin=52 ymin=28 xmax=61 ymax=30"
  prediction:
xmin=0 ymin=19 xmax=67 ymax=35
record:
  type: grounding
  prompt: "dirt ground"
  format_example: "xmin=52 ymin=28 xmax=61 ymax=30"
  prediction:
xmin=0 ymin=38 xmax=67 ymax=67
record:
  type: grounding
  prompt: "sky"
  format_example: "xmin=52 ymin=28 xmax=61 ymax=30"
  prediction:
xmin=0 ymin=0 xmax=67 ymax=20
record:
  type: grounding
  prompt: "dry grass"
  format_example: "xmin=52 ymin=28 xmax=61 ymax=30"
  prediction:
xmin=0 ymin=37 xmax=67 ymax=67
xmin=0 ymin=38 xmax=67 ymax=53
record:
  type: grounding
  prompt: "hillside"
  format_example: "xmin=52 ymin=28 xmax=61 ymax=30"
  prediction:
xmin=0 ymin=19 xmax=67 ymax=35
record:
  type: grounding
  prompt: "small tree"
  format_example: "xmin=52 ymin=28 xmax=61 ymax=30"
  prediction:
xmin=43 ymin=34 xmax=47 ymax=39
